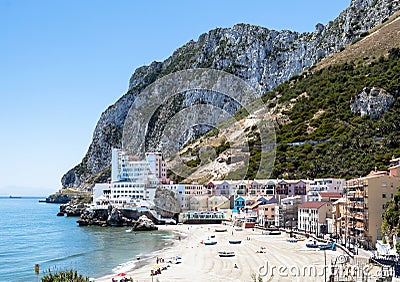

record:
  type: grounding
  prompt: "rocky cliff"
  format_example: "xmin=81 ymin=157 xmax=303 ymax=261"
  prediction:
xmin=351 ymin=87 xmax=395 ymax=119
xmin=62 ymin=0 xmax=400 ymax=188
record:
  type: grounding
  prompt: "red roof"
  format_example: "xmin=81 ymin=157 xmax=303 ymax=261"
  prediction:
xmin=299 ymin=201 xmax=327 ymax=209
xmin=319 ymin=192 xmax=342 ymax=198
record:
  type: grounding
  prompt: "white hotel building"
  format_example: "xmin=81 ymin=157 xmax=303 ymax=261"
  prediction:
xmin=96 ymin=149 xmax=165 ymax=204
xmin=94 ymin=148 xmax=207 ymax=210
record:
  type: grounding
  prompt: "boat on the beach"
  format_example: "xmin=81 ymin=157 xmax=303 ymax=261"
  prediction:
xmin=268 ymin=230 xmax=281 ymax=235
xmin=306 ymin=240 xmax=319 ymax=248
xmin=318 ymin=244 xmax=332 ymax=250
xmin=215 ymin=228 xmax=227 ymax=232
xmin=228 ymin=240 xmax=242 ymax=244
xmin=319 ymin=242 xmax=336 ymax=250
xmin=287 ymin=238 xmax=297 ymax=243
xmin=218 ymin=251 xmax=235 ymax=257
xmin=204 ymin=240 xmax=217 ymax=245
xmin=235 ymin=228 xmax=243 ymax=231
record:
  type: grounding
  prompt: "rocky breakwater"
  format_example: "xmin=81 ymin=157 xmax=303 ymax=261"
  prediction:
xmin=57 ymin=202 xmax=86 ymax=216
xmin=77 ymin=205 xmax=158 ymax=230
xmin=46 ymin=194 xmax=72 ymax=204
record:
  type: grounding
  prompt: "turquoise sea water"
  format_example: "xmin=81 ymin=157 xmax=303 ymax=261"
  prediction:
xmin=0 ymin=197 xmax=174 ymax=281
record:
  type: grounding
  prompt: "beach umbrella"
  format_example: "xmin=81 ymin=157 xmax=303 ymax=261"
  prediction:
xmin=117 ymin=272 xmax=126 ymax=276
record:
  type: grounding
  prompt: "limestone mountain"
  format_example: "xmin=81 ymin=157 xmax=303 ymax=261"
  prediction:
xmin=62 ymin=0 xmax=400 ymax=188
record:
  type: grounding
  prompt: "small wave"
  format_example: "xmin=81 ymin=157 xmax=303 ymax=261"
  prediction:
xmin=112 ymin=252 xmax=150 ymax=273
xmin=111 ymin=245 xmax=173 ymax=274
xmin=171 ymin=230 xmax=188 ymax=238
xmin=42 ymin=252 xmax=86 ymax=264
xmin=100 ymin=230 xmax=179 ymax=277
xmin=112 ymin=260 xmax=139 ymax=273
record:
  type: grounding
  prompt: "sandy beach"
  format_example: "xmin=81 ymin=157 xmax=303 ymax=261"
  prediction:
xmin=95 ymin=224 xmax=344 ymax=282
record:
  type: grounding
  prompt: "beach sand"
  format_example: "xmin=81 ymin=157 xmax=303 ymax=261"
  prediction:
xmin=96 ymin=224 xmax=342 ymax=282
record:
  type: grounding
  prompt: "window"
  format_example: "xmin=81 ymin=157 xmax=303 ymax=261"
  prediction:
xmin=382 ymin=193 xmax=386 ymax=199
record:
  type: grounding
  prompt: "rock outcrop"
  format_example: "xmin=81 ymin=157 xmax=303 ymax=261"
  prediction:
xmin=62 ymin=0 xmax=400 ymax=188
xmin=153 ymin=188 xmax=181 ymax=217
xmin=59 ymin=202 xmax=86 ymax=216
xmin=46 ymin=194 xmax=72 ymax=204
xmin=351 ymin=87 xmax=395 ymax=119
xmin=77 ymin=206 xmax=158 ymax=230
xmin=133 ymin=215 xmax=158 ymax=231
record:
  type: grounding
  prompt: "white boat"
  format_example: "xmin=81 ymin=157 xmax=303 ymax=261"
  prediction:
xmin=125 ymin=228 xmax=133 ymax=232
xmin=204 ymin=240 xmax=217 ymax=245
xmin=218 ymin=251 xmax=235 ymax=257
xmin=229 ymin=240 xmax=242 ymax=244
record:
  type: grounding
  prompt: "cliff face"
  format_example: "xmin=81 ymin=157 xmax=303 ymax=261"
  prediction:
xmin=351 ymin=87 xmax=395 ymax=119
xmin=62 ymin=0 xmax=400 ymax=188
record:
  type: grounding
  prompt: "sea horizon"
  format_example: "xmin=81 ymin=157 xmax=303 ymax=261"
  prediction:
xmin=0 ymin=197 xmax=174 ymax=281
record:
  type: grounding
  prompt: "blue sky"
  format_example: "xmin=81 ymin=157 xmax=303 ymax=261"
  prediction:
xmin=0 ymin=0 xmax=350 ymax=196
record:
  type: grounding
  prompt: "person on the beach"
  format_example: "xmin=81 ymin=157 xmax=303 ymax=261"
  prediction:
xmin=234 ymin=263 xmax=238 ymax=268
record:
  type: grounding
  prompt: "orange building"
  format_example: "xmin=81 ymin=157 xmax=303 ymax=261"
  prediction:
xmin=343 ymin=157 xmax=400 ymax=248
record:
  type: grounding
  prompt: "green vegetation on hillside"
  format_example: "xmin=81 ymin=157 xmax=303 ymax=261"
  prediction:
xmin=165 ymin=48 xmax=400 ymax=183
xmin=264 ymin=48 xmax=400 ymax=179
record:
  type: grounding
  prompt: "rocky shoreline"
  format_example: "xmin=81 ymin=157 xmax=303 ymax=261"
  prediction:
xmin=57 ymin=202 xmax=86 ymax=216
xmin=57 ymin=201 xmax=158 ymax=230
xmin=46 ymin=194 xmax=72 ymax=204
xmin=78 ymin=206 xmax=158 ymax=230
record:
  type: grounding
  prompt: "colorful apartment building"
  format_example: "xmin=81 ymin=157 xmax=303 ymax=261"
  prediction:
xmin=258 ymin=203 xmax=278 ymax=227
xmin=307 ymin=178 xmax=345 ymax=201
xmin=248 ymin=180 xmax=276 ymax=196
xmin=298 ymin=201 xmax=331 ymax=237
xmin=276 ymin=180 xmax=308 ymax=196
xmin=207 ymin=180 xmax=232 ymax=196
xmin=343 ymin=157 xmax=400 ymax=248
